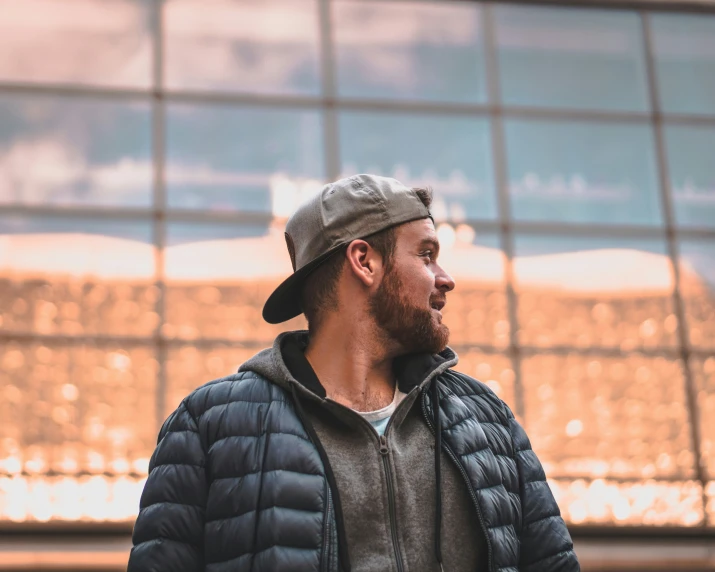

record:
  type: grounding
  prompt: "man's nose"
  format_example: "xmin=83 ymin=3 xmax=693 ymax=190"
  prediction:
xmin=435 ymin=264 xmax=455 ymax=293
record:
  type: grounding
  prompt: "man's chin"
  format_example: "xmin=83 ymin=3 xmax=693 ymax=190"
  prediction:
xmin=415 ymin=325 xmax=450 ymax=355
xmin=435 ymin=327 xmax=450 ymax=353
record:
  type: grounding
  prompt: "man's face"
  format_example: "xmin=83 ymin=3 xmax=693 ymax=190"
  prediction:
xmin=368 ymin=218 xmax=456 ymax=354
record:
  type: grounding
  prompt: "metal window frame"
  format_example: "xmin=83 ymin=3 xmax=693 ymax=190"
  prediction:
xmin=150 ymin=0 xmax=169 ymax=437
xmin=640 ymin=9 xmax=710 ymax=525
xmin=0 ymin=0 xmax=714 ymax=529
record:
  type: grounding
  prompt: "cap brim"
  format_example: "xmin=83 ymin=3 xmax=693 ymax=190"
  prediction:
xmin=262 ymin=245 xmax=345 ymax=324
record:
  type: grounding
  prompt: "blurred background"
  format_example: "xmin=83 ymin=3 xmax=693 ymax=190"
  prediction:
xmin=0 ymin=0 xmax=714 ymax=569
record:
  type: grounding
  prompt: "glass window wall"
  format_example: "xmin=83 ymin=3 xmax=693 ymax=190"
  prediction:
xmin=0 ymin=0 xmax=714 ymax=530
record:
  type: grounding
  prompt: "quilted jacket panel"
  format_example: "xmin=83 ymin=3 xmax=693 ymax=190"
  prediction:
xmin=426 ymin=369 xmax=579 ymax=572
xmin=129 ymin=372 xmax=327 ymax=572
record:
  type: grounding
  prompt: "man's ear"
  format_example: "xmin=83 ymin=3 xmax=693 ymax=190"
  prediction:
xmin=345 ymin=239 xmax=380 ymax=287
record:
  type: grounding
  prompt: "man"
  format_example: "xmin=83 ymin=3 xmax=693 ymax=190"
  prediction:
xmin=128 ymin=175 xmax=579 ymax=572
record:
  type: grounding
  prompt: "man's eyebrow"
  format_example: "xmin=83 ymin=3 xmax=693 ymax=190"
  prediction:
xmin=418 ymin=238 xmax=440 ymax=254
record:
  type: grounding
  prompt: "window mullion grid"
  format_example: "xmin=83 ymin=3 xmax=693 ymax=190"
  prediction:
xmin=0 ymin=0 xmax=711 ymax=523
xmin=641 ymin=10 xmax=709 ymax=525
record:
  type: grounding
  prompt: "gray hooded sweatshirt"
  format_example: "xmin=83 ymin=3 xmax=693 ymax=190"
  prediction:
xmin=240 ymin=331 xmax=487 ymax=572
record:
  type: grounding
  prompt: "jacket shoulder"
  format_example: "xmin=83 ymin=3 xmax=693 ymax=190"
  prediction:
xmin=180 ymin=370 xmax=288 ymax=421
xmin=438 ymin=368 xmax=513 ymax=426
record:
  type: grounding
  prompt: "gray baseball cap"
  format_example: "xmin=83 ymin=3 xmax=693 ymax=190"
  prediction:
xmin=262 ymin=174 xmax=432 ymax=324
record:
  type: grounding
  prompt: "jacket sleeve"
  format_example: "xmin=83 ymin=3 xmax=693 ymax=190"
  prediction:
xmin=508 ymin=414 xmax=580 ymax=572
xmin=128 ymin=401 xmax=207 ymax=572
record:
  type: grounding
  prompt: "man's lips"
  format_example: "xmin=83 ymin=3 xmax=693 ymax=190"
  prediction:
xmin=430 ymin=299 xmax=446 ymax=311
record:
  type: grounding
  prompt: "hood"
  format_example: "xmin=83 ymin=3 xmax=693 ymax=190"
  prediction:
xmin=239 ymin=330 xmax=459 ymax=402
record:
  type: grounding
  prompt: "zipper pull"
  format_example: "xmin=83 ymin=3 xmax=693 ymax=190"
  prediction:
xmin=379 ymin=434 xmax=388 ymax=456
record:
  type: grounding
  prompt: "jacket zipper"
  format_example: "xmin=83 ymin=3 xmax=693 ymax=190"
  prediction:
xmin=421 ymin=391 xmax=494 ymax=572
xmin=322 ymin=484 xmax=333 ymax=572
xmin=379 ymin=434 xmax=405 ymax=572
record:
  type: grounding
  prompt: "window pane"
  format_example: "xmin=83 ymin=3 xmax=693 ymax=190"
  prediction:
xmin=0 ymin=0 xmax=151 ymax=88
xmin=678 ymin=238 xmax=715 ymax=349
xmin=165 ymin=345 xmax=260 ymax=416
xmin=339 ymin=112 xmax=496 ymax=221
xmin=164 ymin=221 xmax=306 ymax=341
xmin=438 ymin=230 xmax=508 ymax=347
xmin=0 ymin=95 xmax=152 ymax=207
xmin=452 ymin=351 xmax=515 ymax=412
xmin=692 ymin=357 xmax=715 ymax=480
xmin=166 ymin=104 xmax=324 ymax=211
xmin=522 ymin=353 xmax=695 ymax=480
xmin=551 ymin=478 xmax=703 ymax=526
xmin=651 ymin=14 xmax=715 ymax=116
xmin=164 ymin=0 xmax=320 ymax=95
xmin=495 ymin=5 xmax=648 ymax=111
xmin=0 ymin=341 xmax=157 ymax=476
xmin=505 ymin=119 xmax=661 ymax=225
xmin=665 ymin=125 xmax=715 ymax=229
xmin=333 ymin=1 xmax=486 ymax=103
xmin=0 ymin=215 xmax=157 ymax=336
xmin=514 ymin=235 xmax=678 ymax=350
xmin=0 ymin=340 xmax=156 ymax=522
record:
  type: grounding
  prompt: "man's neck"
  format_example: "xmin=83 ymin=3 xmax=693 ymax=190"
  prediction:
xmin=304 ymin=321 xmax=397 ymax=412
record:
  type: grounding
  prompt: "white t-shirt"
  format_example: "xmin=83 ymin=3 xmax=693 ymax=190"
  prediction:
xmin=355 ymin=385 xmax=407 ymax=436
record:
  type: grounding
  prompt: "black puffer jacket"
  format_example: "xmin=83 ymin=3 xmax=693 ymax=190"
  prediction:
xmin=129 ymin=367 xmax=578 ymax=571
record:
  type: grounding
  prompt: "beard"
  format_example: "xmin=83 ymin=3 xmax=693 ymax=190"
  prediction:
xmin=368 ymin=267 xmax=449 ymax=355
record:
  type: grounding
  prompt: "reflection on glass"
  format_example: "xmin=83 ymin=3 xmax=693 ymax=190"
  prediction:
xmin=0 ymin=341 xmax=157 ymax=482
xmin=0 ymin=475 xmax=145 ymax=522
xmin=691 ymin=357 xmax=715 ymax=480
xmin=514 ymin=235 xmax=678 ymax=349
xmin=678 ymin=239 xmax=715 ymax=349
xmin=339 ymin=112 xmax=496 ymax=221
xmin=505 ymin=119 xmax=661 ymax=224
xmin=452 ymin=351 xmax=515 ymax=410
xmin=438 ymin=230 xmax=508 ymax=347
xmin=550 ymin=478 xmax=703 ymax=526
xmin=164 ymin=0 xmax=320 ymax=95
xmin=166 ymin=104 xmax=324 ymax=211
xmin=0 ymin=216 xmax=157 ymax=336
xmin=707 ymin=482 xmax=715 ymax=523
xmin=0 ymin=0 xmax=151 ymax=88
xmin=333 ymin=1 xmax=486 ymax=103
xmin=164 ymin=221 xmax=306 ymax=341
xmin=665 ymin=125 xmax=715 ymax=228
xmin=651 ymin=14 xmax=715 ymax=115
xmin=522 ymin=353 xmax=694 ymax=480
xmin=165 ymin=345 xmax=261 ymax=416
xmin=495 ymin=5 xmax=648 ymax=111
xmin=0 ymin=95 xmax=152 ymax=207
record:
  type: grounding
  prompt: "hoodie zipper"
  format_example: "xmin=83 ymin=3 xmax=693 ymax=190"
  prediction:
xmin=322 ymin=484 xmax=333 ymax=572
xmin=421 ymin=391 xmax=494 ymax=572
xmin=379 ymin=433 xmax=405 ymax=572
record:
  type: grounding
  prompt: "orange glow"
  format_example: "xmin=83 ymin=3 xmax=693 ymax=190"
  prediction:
xmin=522 ymin=353 xmax=695 ymax=481
xmin=0 ymin=224 xmax=699 ymax=289
xmin=549 ymin=479 xmax=704 ymax=526
xmin=1 ymin=184 xmax=714 ymax=525
xmin=0 ymin=475 xmax=146 ymax=522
